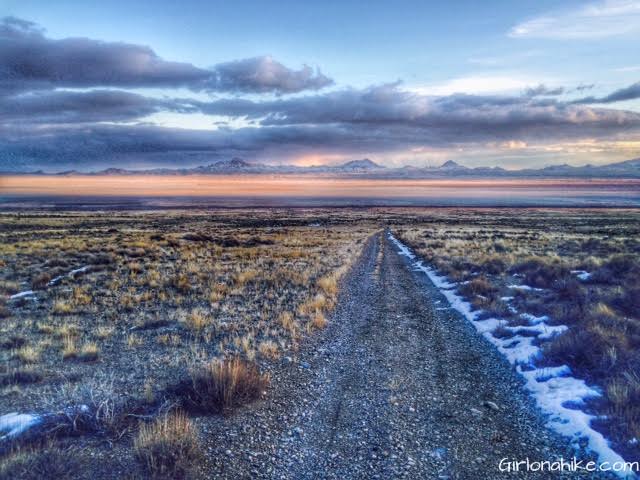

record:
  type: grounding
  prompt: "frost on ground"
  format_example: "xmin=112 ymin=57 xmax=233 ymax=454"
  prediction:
xmin=388 ymin=232 xmax=631 ymax=476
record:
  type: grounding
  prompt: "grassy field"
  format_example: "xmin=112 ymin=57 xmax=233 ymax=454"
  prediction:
xmin=1 ymin=207 xmax=639 ymax=477
xmin=392 ymin=208 xmax=640 ymax=460
xmin=0 ymin=210 xmax=374 ymax=478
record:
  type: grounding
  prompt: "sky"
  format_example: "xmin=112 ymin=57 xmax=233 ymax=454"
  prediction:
xmin=1 ymin=0 xmax=640 ymax=172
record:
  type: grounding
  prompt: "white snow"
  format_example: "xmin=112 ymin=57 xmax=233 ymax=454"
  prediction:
xmin=571 ymin=270 xmax=592 ymax=281
xmin=48 ymin=265 xmax=89 ymax=286
xmin=507 ymin=284 xmax=545 ymax=292
xmin=0 ymin=404 xmax=89 ymax=443
xmin=0 ymin=413 xmax=41 ymax=440
xmin=9 ymin=290 xmax=36 ymax=300
xmin=387 ymin=232 xmax=632 ymax=476
xmin=520 ymin=313 xmax=549 ymax=325
xmin=507 ymin=321 xmax=568 ymax=340
xmin=70 ymin=266 xmax=89 ymax=276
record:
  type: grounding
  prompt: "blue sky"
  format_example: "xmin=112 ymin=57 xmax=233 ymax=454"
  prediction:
xmin=2 ymin=0 xmax=640 ymax=171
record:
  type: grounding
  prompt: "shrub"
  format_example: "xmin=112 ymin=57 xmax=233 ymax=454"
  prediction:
xmin=481 ymin=256 xmax=508 ymax=274
xmin=31 ymin=272 xmax=52 ymax=289
xmin=510 ymin=257 xmax=569 ymax=289
xmin=0 ymin=368 xmax=43 ymax=386
xmin=134 ymin=411 xmax=200 ymax=478
xmin=1 ymin=334 xmax=27 ymax=350
xmin=14 ymin=346 xmax=40 ymax=364
xmin=612 ymin=286 xmax=640 ymax=317
xmin=311 ymin=311 xmax=328 ymax=330
xmin=78 ymin=342 xmax=100 ymax=362
xmin=458 ymin=276 xmax=498 ymax=300
xmin=317 ymin=275 xmax=338 ymax=297
xmin=0 ymin=444 xmax=83 ymax=480
xmin=258 ymin=340 xmax=280 ymax=360
xmin=184 ymin=308 xmax=209 ymax=333
xmin=179 ymin=358 xmax=269 ymax=413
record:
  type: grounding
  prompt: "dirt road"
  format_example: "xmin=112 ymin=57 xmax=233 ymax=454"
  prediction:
xmin=204 ymin=231 xmax=609 ymax=479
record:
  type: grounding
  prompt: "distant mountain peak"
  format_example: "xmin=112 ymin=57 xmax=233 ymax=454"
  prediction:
xmin=10 ymin=155 xmax=640 ymax=179
xmin=439 ymin=160 xmax=466 ymax=169
xmin=339 ymin=158 xmax=385 ymax=170
xmin=216 ymin=157 xmax=252 ymax=168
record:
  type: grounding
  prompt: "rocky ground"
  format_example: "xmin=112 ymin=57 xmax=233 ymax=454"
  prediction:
xmin=196 ymin=231 xmax=612 ymax=479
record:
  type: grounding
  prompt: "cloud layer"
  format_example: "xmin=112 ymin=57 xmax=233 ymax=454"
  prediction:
xmin=1 ymin=15 xmax=640 ymax=172
xmin=509 ymin=0 xmax=640 ymax=39
xmin=0 ymin=17 xmax=331 ymax=95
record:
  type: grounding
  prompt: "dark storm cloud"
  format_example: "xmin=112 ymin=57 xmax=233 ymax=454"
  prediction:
xmin=0 ymin=89 xmax=194 ymax=124
xmin=0 ymin=17 xmax=210 ymax=93
xmin=3 ymin=92 xmax=640 ymax=172
xmin=208 ymin=56 xmax=333 ymax=94
xmin=524 ymin=84 xmax=565 ymax=97
xmin=0 ymin=17 xmax=332 ymax=94
xmin=0 ymin=123 xmax=390 ymax=171
xmin=193 ymin=83 xmax=640 ymax=134
xmin=572 ymin=81 xmax=640 ymax=104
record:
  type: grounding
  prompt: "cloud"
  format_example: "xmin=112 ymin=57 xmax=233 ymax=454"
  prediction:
xmin=3 ymin=82 xmax=640 ymax=171
xmin=0 ymin=17 xmax=210 ymax=93
xmin=572 ymin=81 xmax=640 ymax=104
xmin=0 ymin=17 xmax=332 ymax=94
xmin=413 ymin=75 xmax=534 ymax=95
xmin=509 ymin=0 xmax=640 ymax=39
xmin=524 ymin=84 xmax=565 ymax=97
xmin=193 ymin=83 xmax=640 ymax=139
xmin=574 ymin=84 xmax=596 ymax=92
xmin=208 ymin=56 xmax=333 ymax=94
xmin=1 ymin=16 xmax=639 ymax=172
xmin=0 ymin=89 xmax=193 ymax=124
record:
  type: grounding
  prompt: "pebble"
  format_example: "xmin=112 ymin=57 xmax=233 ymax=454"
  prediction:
xmin=483 ymin=401 xmax=500 ymax=411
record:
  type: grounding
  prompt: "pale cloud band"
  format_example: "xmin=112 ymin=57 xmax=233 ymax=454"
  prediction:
xmin=509 ymin=0 xmax=640 ymax=39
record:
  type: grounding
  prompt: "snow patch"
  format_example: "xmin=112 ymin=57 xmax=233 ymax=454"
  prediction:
xmin=0 ymin=413 xmax=41 ymax=440
xmin=387 ymin=232 xmax=631 ymax=476
xmin=9 ymin=290 xmax=36 ymax=300
xmin=571 ymin=270 xmax=592 ymax=281
xmin=48 ymin=265 xmax=90 ymax=286
xmin=508 ymin=284 xmax=545 ymax=292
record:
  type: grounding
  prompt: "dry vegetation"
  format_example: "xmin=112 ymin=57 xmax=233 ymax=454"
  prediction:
xmin=2 ymin=207 xmax=638 ymax=474
xmin=393 ymin=208 xmax=640 ymax=460
xmin=0 ymin=209 xmax=374 ymax=477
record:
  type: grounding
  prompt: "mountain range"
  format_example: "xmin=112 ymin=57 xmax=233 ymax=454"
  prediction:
xmin=8 ymin=157 xmax=640 ymax=178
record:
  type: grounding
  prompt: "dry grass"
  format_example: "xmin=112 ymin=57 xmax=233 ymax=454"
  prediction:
xmin=180 ymin=357 xmax=269 ymax=413
xmin=310 ymin=311 xmax=328 ymax=330
xmin=78 ymin=342 xmax=100 ymax=362
xmin=0 ymin=443 xmax=84 ymax=480
xmin=258 ymin=340 xmax=280 ymax=360
xmin=14 ymin=345 xmax=40 ymax=364
xmin=0 ymin=209 xmax=373 ymax=473
xmin=134 ymin=411 xmax=201 ymax=478
xmin=183 ymin=308 xmax=210 ymax=333
xmin=61 ymin=335 xmax=77 ymax=359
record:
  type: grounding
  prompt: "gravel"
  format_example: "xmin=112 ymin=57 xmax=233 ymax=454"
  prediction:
xmin=199 ymin=231 xmax=614 ymax=479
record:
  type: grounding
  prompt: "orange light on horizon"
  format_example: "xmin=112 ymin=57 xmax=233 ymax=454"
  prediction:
xmin=290 ymin=153 xmax=349 ymax=167
xmin=1 ymin=175 xmax=638 ymax=199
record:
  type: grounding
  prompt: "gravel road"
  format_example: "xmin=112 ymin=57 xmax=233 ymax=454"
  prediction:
xmin=202 ymin=231 xmax=611 ymax=479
